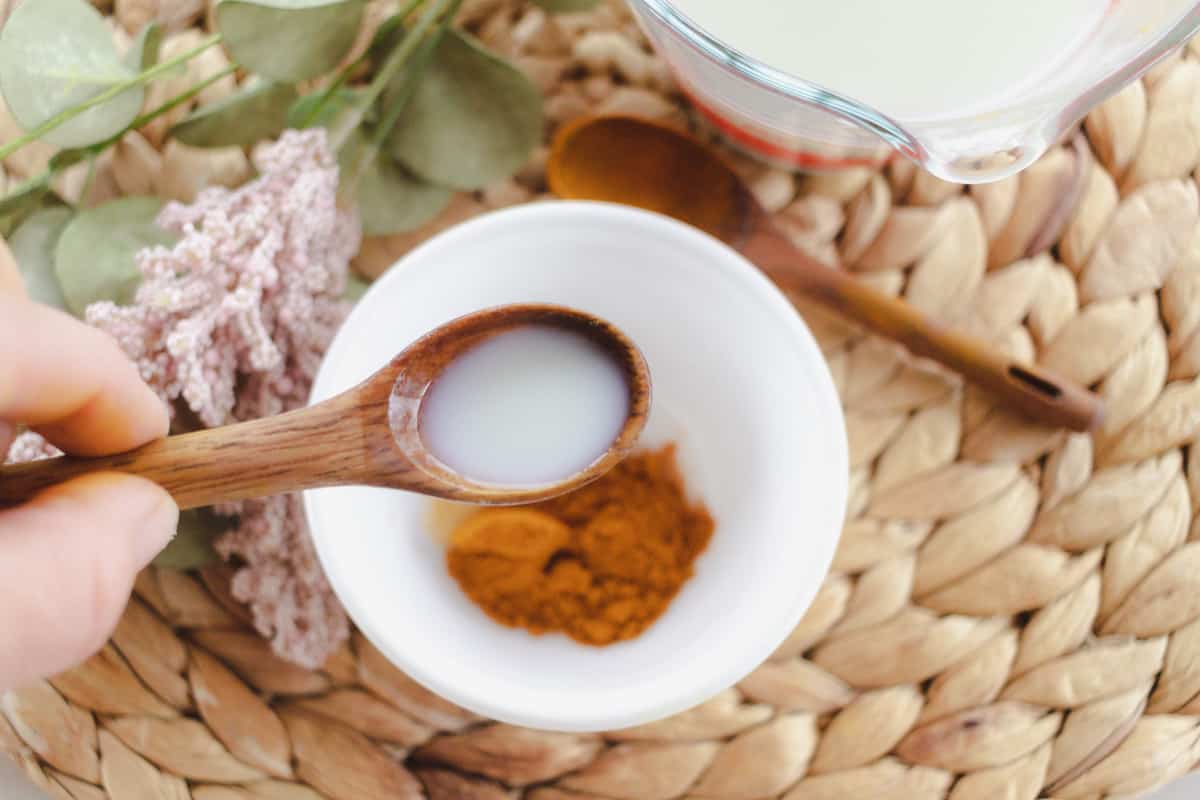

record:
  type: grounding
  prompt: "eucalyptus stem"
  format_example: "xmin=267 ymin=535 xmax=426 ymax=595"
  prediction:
xmin=126 ymin=63 xmax=238 ymax=133
xmin=328 ymin=0 xmax=451 ymax=153
xmin=339 ymin=0 xmax=460 ymax=200
xmin=294 ymin=21 xmax=389 ymax=130
xmin=0 ymin=33 xmax=223 ymax=162
xmin=0 ymin=64 xmax=238 ymax=212
xmin=294 ymin=0 xmax=426 ymax=131
xmin=371 ymin=3 xmax=458 ymax=146
xmin=58 ymin=65 xmax=239 ymax=171
xmin=396 ymin=0 xmax=429 ymax=21
xmin=299 ymin=68 xmax=355 ymax=130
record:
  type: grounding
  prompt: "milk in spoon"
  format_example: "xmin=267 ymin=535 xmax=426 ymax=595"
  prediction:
xmin=419 ymin=325 xmax=631 ymax=486
xmin=667 ymin=0 xmax=1109 ymax=120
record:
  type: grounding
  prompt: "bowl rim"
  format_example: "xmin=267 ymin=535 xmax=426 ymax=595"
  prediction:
xmin=305 ymin=200 xmax=848 ymax=731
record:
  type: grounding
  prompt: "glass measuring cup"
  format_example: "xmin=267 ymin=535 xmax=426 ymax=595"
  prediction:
xmin=627 ymin=0 xmax=1200 ymax=183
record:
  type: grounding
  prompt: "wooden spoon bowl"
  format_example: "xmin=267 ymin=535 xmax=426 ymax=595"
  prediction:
xmin=0 ymin=304 xmax=651 ymax=510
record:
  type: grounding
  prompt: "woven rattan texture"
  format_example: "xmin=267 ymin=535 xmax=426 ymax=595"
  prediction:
xmin=6 ymin=1 xmax=1200 ymax=798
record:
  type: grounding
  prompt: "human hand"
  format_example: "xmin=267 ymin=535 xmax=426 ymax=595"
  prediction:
xmin=0 ymin=240 xmax=177 ymax=691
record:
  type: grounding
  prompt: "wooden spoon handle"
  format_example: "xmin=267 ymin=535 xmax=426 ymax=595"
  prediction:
xmin=0 ymin=397 xmax=370 ymax=510
xmin=745 ymin=231 xmax=1104 ymax=432
xmin=818 ymin=268 xmax=1101 ymax=430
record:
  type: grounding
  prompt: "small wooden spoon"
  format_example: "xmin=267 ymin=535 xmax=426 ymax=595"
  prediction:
xmin=548 ymin=115 xmax=1104 ymax=433
xmin=0 ymin=304 xmax=651 ymax=510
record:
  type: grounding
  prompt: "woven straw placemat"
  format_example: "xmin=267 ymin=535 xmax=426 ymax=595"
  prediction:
xmin=6 ymin=2 xmax=1200 ymax=798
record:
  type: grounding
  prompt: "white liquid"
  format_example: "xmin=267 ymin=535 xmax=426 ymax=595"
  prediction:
xmin=669 ymin=0 xmax=1108 ymax=119
xmin=420 ymin=325 xmax=631 ymax=486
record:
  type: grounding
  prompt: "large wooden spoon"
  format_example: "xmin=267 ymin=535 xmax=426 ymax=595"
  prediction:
xmin=0 ymin=304 xmax=650 ymax=510
xmin=548 ymin=114 xmax=1104 ymax=433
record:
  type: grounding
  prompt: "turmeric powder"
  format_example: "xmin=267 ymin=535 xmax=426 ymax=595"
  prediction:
xmin=446 ymin=445 xmax=714 ymax=646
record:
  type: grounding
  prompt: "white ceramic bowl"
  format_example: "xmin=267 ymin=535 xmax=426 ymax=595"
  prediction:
xmin=306 ymin=201 xmax=848 ymax=732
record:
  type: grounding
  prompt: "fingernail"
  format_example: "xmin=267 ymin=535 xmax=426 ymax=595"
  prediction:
xmin=133 ymin=492 xmax=180 ymax=568
xmin=133 ymin=387 xmax=171 ymax=442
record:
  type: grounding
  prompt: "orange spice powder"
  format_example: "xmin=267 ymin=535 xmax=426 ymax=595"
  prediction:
xmin=445 ymin=445 xmax=714 ymax=646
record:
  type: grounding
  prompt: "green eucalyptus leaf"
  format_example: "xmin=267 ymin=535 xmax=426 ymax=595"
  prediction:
xmin=0 ymin=0 xmax=145 ymax=148
xmin=154 ymin=508 xmax=227 ymax=569
xmin=341 ymin=129 xmax=450 ymax=235
xmin=388 ymin=29 xmax=542 ymax=191
xmin=172 ymin=77 xmax=299 ymax=147
xmin=126 ymin=22 xmax=163 ymax=72
xmin=287 ymin=85 xmax=362 ymax=130
xmin=286 ymin=93 xmax=323 ymax=129
xmin=215 ymin=0 xmax=367 ymax=82
xmin=9 ymin=207 xmax=73 ymax=310
xmin=529 ymin=0 xmax=600 ymax=10
xmin=288 ymin=92 xmax=333 ymax=129
xmin=54 ymin=197 xmax=175 ymax=317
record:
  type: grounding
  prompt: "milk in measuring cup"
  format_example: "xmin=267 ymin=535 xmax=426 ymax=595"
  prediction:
xmin=668 ymin=0 xmax=1109 ymax=119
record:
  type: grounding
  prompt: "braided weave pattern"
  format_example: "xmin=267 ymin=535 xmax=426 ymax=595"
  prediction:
xmin=5 ymin=1 xmax=1200 ymax=798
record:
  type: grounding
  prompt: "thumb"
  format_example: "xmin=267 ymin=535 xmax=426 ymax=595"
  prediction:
xmin=0 ymin=473 xmax=178 ymax=690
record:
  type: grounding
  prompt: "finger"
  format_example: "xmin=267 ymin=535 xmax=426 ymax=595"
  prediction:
xmin=0 ymin=420 xmax=14 ymax=457
xmin=0 ymin=473 xmax=177 ymax=690
xmin=0 ymin=235 xmax=22 ymax=295
xmin=0 ymin=294 xmax=167 ymax=455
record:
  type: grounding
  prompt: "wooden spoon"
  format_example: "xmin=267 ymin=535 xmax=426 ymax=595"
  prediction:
xmin=0 ymin=304 xmax=650 ymax=510
xmin=547 ymin=115 xmax=1104 ymax=433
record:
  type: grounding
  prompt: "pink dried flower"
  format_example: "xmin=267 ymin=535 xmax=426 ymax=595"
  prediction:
xmin=88 ymin=129 xmax=360 ymax=428
xmin=215 ymin=494 xmax=348 ymax=668
xmin=4 ymin=431 xmax=60 ymax=463
xmin=83 ymin=128 xmax=361 ymax=668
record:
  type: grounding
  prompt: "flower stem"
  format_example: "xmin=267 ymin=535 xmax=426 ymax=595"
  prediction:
xmin=0 ymin=33 xmax=224 ymax=162
xmin=126 ymin=63 xmax=238 ymax=133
